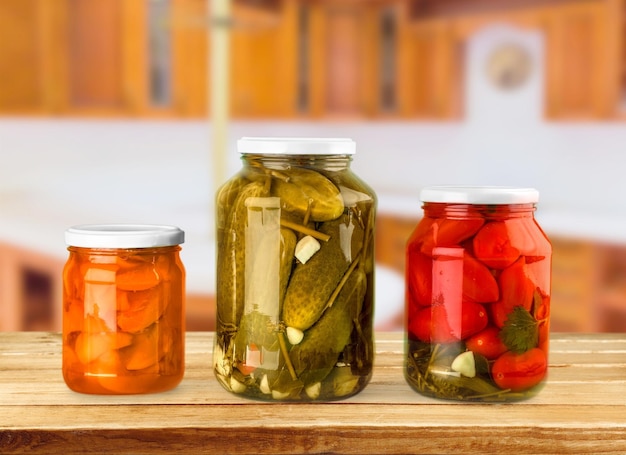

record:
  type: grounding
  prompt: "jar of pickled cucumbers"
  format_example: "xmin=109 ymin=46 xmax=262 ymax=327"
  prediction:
xmin=405 ymin=186 xmax=551 ymax=402
xmin=62 ymin=224 xmax=185 ymax=394
xmin=214 ymin=137 xmax=376 ymax=401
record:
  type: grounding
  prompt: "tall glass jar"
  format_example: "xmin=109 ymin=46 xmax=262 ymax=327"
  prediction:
xmin=62 ymin=224 xmax=186 ymax=394
xmin=214 ymin=137 xmax=376 ymax=401
xmin=405 ymin=187 xmax=551 ymax=402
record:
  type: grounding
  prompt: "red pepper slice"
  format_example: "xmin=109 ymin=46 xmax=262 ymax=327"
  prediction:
xmin=533 ymin=289 xmax=551 ymax=353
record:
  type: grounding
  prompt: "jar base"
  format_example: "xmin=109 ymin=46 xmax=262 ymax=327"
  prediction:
xmin=215 ymin=368 xmax=372 ymax=402
xmin=63 ymin=370 xmax=183 ymax=395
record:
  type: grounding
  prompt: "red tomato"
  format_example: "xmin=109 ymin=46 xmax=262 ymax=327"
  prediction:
xmin=408 ymin=306 xmax=436 ymax=343
xmin=408 ymin=300 xmax=488 ymax=344
xmin=406 ymin=249 xmax=432 ymax=306
xmin=407 ymin=218 xmax=435 ymax=251
xmin=462 ymin=254 xmax=499 ymax=303
xmin=504 ymin=218 xmax=542 ymax=256
xmin=491 ymin=257 xmax=535 ymax=327
xmin=490 ymin=302 xmax=509 ymax=329
xmin=473 ymin=221 xmax=520 ymax=269
xmin=492 ymin=348 xmax=547 ymax=392
xmin=465 ymin=326 xmax=508 ymax=360
xmin=420 ymin=218 xmax=484 ymax=256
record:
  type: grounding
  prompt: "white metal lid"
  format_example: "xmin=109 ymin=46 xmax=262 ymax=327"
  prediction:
xmin=420 ymin=186 xmax=539 ymax=204
xmin=65 ymin=224 xmax=184 ymax=248
xmin=237 ymin=137 xmax=356 ymax=155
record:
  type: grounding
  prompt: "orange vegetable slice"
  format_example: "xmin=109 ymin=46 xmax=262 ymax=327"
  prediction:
xmin=83 ymin=310 xmax=110 ymax=334
xmin=74 ymin=331 xmax=133 ymax=365
xmin=116 ymin=288 xmax=166 ymax=333
xmin=116 ymin=263 xmax=160 ymax=291
xmin=122 ymin=323 xmax=173 ymax=371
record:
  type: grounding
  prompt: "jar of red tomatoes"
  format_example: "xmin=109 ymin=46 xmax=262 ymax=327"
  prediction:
xmin=62 ymin=224 xmax=186 ymax=394
xmin=405 ymin=186 xmax=551 ymax=402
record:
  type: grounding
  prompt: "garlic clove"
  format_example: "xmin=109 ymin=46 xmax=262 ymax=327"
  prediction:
xmin=259 ymin=374 xmax=271 ymax=394
xmin=286 ymin=326 xmax=304 ymax=345
xmin=305 ymin=382 xmax=321 ymax=400
xmin=294 ymin=235 xmax=321 ymax=264
xmin=271 ymin=389 xmax=291 ymax=400
xmin=451 ymin=351 xmax=476 ymax=378
xmin=229 ymin=376 xmax=247 ymax=393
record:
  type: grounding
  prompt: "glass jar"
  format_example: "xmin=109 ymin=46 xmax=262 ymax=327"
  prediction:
xmin=62 ymin=224 xmax=186 ymax=394
xmin=405 ymin=186 xmax=551 ymax=402
xmin=214 ymin=137 xmax=376 ymax=401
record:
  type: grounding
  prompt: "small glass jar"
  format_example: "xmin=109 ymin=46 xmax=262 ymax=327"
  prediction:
xmin=405 ymin=186 xmax=551 ymax=402
xmin=62 ymin=224 xmax=186 ymax=394
xmin=214 ymin=137 xmax=376 ymax=401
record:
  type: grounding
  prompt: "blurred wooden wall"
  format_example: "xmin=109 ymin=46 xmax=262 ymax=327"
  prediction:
xmin=1 ymin=0 xmax=625 ymax=120
xmin=0 ymin=0 xmax=208 ymax=117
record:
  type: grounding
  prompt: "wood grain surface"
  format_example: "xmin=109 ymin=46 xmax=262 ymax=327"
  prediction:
xmin=1 ymin=332 xmax=625 ymax=454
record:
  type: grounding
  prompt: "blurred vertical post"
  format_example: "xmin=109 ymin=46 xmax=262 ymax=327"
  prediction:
xmin=210 ymin=0 xmax=231 ymax=190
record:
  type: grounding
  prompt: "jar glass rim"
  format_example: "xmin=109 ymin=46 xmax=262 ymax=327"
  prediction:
xmin=420 ymin=186 xmax=539 ymax=204
xmin=65 ymin=224 xmax=184 ymax=248
xmin=237 ymin=137 xmax=356 ymax=155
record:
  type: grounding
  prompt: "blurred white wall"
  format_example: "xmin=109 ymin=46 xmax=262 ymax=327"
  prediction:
xmin=2 ymin=113 xmax=626 ymax=281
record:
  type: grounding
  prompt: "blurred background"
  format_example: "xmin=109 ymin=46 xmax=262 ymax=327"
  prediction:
xmin=1 ymin=0 xmax=626 ymax=332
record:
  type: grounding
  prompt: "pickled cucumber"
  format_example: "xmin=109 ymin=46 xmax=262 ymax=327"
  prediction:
xmin=216 ymin=180 xmax=268 ymax=327
xmin=290 ymin=268 xmax=367 ymax=387
xmin=216 ymin=175 xmax=250 ymax=230
xmin=282 ymin=215 xmax=358 ymax=331
xmin=271 ymin=167 xmax=344 ymax=222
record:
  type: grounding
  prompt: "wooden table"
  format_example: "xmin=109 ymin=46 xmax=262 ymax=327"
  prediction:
xmin=1 ymin=332 xmax=625 ymax=454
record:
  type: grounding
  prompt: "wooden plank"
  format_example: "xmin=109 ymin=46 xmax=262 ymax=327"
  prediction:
xmin=1 ymin=332 xmax=625 ymax=454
